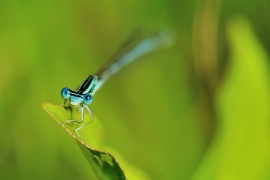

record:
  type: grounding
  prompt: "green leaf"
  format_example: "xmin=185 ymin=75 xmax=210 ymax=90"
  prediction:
xmin=42 ymin=102 xmax=126 ymax=180
xmin=192 ymin=17 xmax=270 ymax=180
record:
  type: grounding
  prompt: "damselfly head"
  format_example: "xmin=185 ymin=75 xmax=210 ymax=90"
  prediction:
xmin=70 ymin=96 xmax=82 ymax=106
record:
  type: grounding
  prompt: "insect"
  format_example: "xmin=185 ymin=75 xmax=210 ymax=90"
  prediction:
xmin=61 ymin=28 xmax=176 ymax=137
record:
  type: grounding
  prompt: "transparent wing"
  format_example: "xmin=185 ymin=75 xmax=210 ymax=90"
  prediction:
xmin=93 ymin=28 xmax=176 ymax=95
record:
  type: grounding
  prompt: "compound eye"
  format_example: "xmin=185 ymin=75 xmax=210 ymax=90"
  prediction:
xmin=61 ymin=87 xmax=70 ymax=99
xmin=83 ymin=94 xmax=93 ymax=105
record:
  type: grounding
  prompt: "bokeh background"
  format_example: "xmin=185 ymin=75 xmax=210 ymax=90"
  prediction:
xmin=1 ymin=0 xmax=270 ymax=179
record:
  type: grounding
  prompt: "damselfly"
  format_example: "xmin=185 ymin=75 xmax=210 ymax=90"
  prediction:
xmin=61 ymin=28 xmax=176 ymax=137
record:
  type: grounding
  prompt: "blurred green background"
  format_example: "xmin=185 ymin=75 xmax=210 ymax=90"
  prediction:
xmin=1 ymin=0 xmax=270 ymax=179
